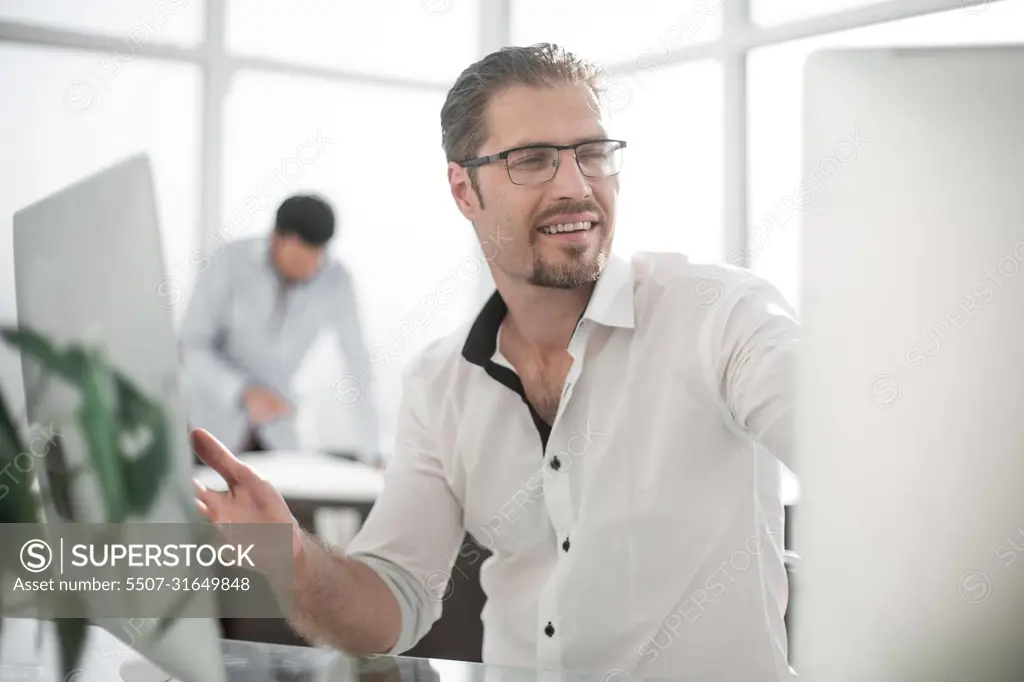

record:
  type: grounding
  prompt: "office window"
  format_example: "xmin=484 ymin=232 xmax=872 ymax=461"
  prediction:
xmin=607 ymin=61 xmax=723 ymax=263
xmin=222 ymin=71 xmax=481 ymax=450
xmin=0 ymin=0 xmax=203 ymax=46
xmin=747 ymin=0 xmax=1024 ymax=311
xmin=225 ymin=0 xmax=478 ymax=84
xmin=512 ymin=0 xmax=722 ymax=69
xmin=751 ymin=0 xmax=894 ymax=26
xmin=0 ymin=43 xmax=200 ymax=413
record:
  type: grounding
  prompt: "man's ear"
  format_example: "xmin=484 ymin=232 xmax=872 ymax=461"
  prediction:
xmin=448 ymin=162 xmax=481 ymax=219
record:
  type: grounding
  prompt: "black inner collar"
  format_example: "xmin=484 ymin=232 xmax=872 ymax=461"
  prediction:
xmin=462 ymin=290 xmax=552 ymax=451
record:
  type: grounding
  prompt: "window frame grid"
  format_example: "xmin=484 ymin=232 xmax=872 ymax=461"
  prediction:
xmin=0 ymin=0 xmax=990 ymax=270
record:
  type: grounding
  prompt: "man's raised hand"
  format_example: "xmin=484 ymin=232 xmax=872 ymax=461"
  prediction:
xmin=190 ymin=428 xmax=302 ymax=557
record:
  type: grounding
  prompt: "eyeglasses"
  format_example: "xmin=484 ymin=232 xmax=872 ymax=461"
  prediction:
xmin=458 ymin=139 xmax=627 ymax=186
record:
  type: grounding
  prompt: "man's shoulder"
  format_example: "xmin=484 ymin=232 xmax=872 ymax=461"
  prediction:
xmin=397 ymin=308 xmax=498 ymax=410
xmin=629 ymin=250 xmax=788 ymax=311
xmin=630 ymin=250 xmax=762 ymax=286
xmin=402 ymin=323 xmax=472 ymax=386
xmin=217 ymin=236 xmax=267 ymax=266
xmin=315 ymin=256 xmax=350 ymax=288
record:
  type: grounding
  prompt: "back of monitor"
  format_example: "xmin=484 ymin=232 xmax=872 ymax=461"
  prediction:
xmin=12 ymin=155 xmax=226 ymax=682
xmin=793 ymin=47 xmax=1024 ymax=681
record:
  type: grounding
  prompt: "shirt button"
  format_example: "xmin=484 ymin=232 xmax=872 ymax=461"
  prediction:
xmin=544 ymin=622 xmax=555 ymax=637
xmin=562 ymin=537 xmax=570 ymax=552
xmin=550 ymin=456 xmax=562 ymax=471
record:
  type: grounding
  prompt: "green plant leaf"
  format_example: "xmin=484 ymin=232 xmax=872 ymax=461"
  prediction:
xmin=1 ymin=326 xmax=177 ymax=677
xmin=71 ymin=347 xmax=128 ymax=522
xmin=54 ymin=616 xmax=89 ymax=678
xmin=0 ymin=387 xmax=36 ymax=524
xmin=2 ymin=327 xmax=172 ymax=521
xmin=0 ymin=327 xmax=79 ymax=380
xmin=114 ymin=374 xmax=169 ymax=516
xmin=0 ymin=377 xmax=44 ymax=642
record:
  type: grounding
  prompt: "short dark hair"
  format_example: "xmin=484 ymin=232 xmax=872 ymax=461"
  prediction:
xmin=440 ymin=43 xmax=602 ymax=164
xmin=274 ymin=195 xmax=335 ymax=246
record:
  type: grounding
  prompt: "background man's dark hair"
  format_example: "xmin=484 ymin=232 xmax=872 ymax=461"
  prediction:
xmin=274 ymin=195 xmax=336 ymax=246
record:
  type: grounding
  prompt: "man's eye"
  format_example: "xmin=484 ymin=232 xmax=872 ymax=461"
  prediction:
xmin=512 ymin=155 xmax=549 ymax=168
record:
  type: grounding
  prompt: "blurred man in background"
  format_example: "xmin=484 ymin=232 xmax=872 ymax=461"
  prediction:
xmin=180 ymin=194 xmax=381 ymax=465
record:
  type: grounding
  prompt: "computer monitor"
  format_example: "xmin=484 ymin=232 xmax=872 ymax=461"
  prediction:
xmin=12 ymin=154 xmax=226 ymax=682
xmin=794 ymin=47 xmax=1024 ymax=680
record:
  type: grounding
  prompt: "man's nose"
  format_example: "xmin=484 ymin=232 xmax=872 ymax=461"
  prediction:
xmin=549 ymin=148 xmax=592 ymax=199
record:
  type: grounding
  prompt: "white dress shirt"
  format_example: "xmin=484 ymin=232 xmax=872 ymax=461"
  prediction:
xmin=179 ymin=236 xmax=380 ymax=459
xmin=346 ymin=251 xmax=799 ymax=682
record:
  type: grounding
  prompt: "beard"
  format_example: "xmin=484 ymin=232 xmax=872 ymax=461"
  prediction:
xmin=482 ymin=197 xmax=613 ymax=289
xmin=526 ymin=232 xmax=610 ymax=289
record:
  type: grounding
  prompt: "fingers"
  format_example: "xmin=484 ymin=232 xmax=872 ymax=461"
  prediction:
xmin=192 ymin=479 xmax=229 ymax=522
xmin=190 ymin=428 xmax=248 ymax=484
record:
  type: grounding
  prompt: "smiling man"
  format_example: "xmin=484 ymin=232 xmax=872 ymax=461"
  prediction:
xmin=192 ymin=43 xmax=800 ymax=682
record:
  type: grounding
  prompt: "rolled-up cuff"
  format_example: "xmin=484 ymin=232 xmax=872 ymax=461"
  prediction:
xmin=348 ymin=553 xmax=438 ymax=656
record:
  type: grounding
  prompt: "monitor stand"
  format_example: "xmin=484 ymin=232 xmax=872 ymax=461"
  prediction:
xmin=119 ymin=657 xmax=175 ymax=682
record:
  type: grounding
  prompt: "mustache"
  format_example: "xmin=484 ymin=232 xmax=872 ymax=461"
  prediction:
xmin=534 ymin=200 xmax=605 ymax=226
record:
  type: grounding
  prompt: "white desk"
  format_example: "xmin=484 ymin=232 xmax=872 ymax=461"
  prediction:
xmin=195 ymin=451 xmax=798 ymax=507
xmin=194 ymin=451 xmax=384 ymax=505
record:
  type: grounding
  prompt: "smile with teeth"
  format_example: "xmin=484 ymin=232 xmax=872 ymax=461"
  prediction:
xmin=539 ymin=221 xmax=593 ymax=235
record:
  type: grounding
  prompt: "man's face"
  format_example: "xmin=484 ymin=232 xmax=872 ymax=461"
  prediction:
xmin=270 ymin=232 xmax=325 ymax=283
xmin=449 ymin=84 xmax=618 ymax=289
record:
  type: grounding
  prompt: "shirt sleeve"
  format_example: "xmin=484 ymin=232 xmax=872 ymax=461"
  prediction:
xmin=345 ymin=353 xmax=465 ymax=653
xmin=701 ymin=272 xmax=800 ymax=471
xmin=331 ymin=268 xmax=382 ymax=463
xmin=179 ymin=256 xmax=248 ymax=409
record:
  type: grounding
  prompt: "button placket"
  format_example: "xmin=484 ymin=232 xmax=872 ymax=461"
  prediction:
xmin=551 ymin=324 xmax=589 ymax=429
xmin=535 ymin=322 xmax=589 ymax=670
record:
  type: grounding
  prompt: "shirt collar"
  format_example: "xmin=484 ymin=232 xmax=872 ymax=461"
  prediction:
xmin=462 ymin=287 xmax=507 ymax=367
xmin=461 ymin=253 xmax=635 ymax=367
xmin=581 ymin=252 xmax=635 ymax=330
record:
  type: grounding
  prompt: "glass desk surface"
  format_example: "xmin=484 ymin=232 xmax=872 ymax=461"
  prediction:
xmin=3 ymin=620 xmax=675 ymax=682
xmin=215 ymin=637 xmax=662 ymax=682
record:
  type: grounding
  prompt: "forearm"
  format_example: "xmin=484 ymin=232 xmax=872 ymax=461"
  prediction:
xmin=287 ymin=530 xmax=402 ymax=655
xmin=181 ymin=343 xmax=248 ymax=407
